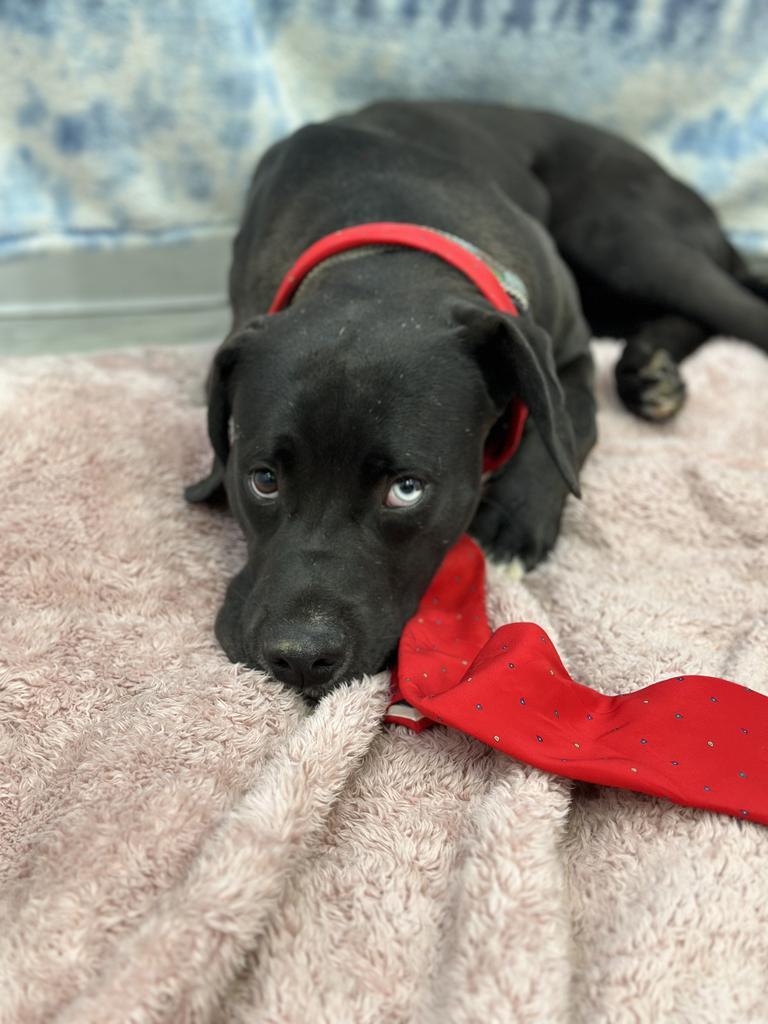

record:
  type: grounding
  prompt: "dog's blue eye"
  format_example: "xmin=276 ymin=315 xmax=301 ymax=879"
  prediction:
xmin=385 ymin=476 xmax=425 ymax=509
xmin=248 ymin=467 xmax=279 ymax=500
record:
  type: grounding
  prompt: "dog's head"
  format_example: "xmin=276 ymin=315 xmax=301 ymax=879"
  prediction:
xmin=186 ymin=293 xmax=577 ymax=703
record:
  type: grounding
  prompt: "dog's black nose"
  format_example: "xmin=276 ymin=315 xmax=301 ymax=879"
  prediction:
xmin=262 ymin=623 xmax=346 ymax=690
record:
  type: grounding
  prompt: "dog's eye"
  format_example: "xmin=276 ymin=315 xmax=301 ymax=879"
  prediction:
xmin=384 ymin=476 xmax=425 ymax=509
xmin=247 ymin=467 xmax=279 ymax=500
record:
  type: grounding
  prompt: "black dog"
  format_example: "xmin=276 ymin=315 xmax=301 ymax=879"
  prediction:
xmin=187 ymin=101 xmax=768 ymax=704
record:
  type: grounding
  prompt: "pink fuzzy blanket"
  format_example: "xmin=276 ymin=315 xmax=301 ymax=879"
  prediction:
xmin=1 ymin=340 xmax=766 ymax=1023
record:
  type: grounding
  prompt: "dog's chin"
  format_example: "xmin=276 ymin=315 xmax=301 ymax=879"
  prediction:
xmin=295 ymin=684 xmax=331 ymax=708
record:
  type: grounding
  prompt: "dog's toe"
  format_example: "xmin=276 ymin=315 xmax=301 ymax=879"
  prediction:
xmin=501 ymin=557 xmax=526 ymax=582
xmin=616 ymin=348 xmax=686 ymax=422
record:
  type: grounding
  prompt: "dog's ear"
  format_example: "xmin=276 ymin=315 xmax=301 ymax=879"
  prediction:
xmin=184 ymin=322 xmax=263 ymax=505
xmin=455 ymin=302 xmax=580 ymax=496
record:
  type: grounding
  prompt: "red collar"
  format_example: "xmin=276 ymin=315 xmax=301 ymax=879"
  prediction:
xmin=268 ymin=222 xmax=528 ymax=474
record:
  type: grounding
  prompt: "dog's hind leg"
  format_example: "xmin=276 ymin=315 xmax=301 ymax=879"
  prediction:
xmin=735 ymin=269 xmax=768 ymax=306
xmin=556 ymin=218 xmax=768 ymax=418
xmin=558 ymin=219 xmax=768 ymax=351
xmin=615 ymin=315 xmax=707 ymax=421
xmin=655 ymin=250 xmax=768 ymax=351
xmin=610 ymin=252 xmax=768 ymax=420
xmin=613 ymin=248 xmax=768 ymax=418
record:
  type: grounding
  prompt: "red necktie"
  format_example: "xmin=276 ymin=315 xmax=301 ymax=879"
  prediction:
xmin=386 ymin=535 xmax=768 ymax=827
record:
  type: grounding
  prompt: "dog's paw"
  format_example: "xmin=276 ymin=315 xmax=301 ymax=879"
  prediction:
xmin=615 ymin=347 xmax=686 ymax=422
xmin=470 ymin=493 xmax=562 ymax=570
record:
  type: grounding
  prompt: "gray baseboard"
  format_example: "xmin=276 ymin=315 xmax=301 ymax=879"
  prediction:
xmin=0 ymin=235 xmax=231 ymax=321
xmin=0 ymin=237 xmax=232 ymax=356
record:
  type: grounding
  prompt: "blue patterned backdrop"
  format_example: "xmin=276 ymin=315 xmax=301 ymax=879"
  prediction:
xmin=1 ymin=0 xmax=766 ymax=259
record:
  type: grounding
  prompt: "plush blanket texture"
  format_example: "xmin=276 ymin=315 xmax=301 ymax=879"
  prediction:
xmin=1 ymin=339 xmax=767 ymax=1023
xmin=1 ymin=0 xmax=767 ymax=259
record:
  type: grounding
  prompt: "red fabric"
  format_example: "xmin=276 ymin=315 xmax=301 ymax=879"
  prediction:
xmin=267 ymin=222 xmax=528 ymax=474
xmin=386 ymin=536 xmax=768 ymax=827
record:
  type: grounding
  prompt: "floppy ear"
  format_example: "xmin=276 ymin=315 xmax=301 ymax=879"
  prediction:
xmin=184 ymin=323 xmax=261 ymax=505
xmin=455 ymin=302 xmax=580 ymax=497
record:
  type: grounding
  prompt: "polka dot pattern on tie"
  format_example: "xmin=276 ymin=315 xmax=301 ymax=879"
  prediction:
xmin=386 ymin=534 xmax=768 ymax=827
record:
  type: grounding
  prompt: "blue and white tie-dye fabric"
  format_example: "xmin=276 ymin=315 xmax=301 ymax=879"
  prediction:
xmin=1 ymin=0 xmax=766 ymax=260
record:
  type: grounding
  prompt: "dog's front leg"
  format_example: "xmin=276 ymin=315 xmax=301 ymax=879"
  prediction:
xmin=470 ymin=423 xmax=572 ymax=569
xmin=471 ymin=350 xmax=596 ymax=570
